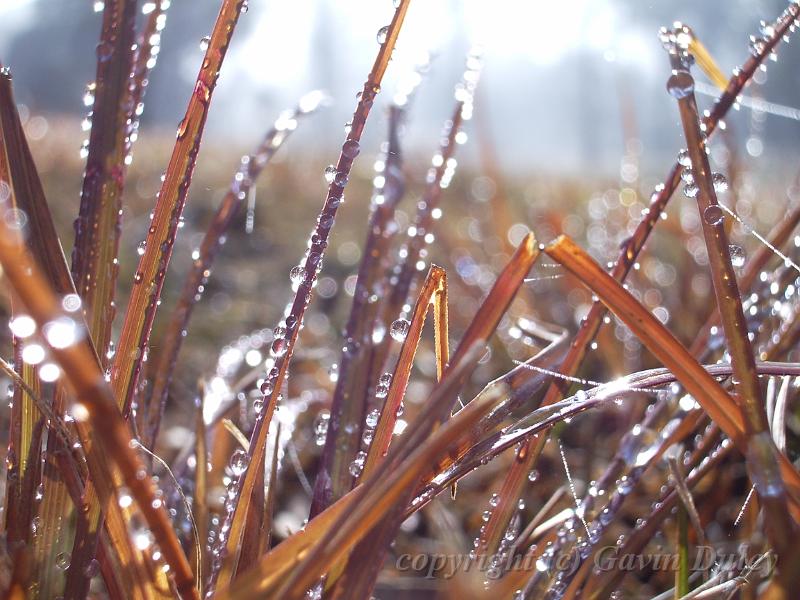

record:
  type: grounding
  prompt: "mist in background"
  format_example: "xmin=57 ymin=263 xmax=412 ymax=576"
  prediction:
xmin=2 ymin=0 xmax=799 ymax=177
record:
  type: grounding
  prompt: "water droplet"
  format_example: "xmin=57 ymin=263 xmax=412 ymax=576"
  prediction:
xmin=43 ymin=317 xmax=79 ymax=349
xmin=199 ymin=36 xmax=210 ymax=51
xmin=9 ymin=315 xmax=36 ymax=338
xmin=729 ymin=244 xmax=746 ymax=267
xmin=703 ymin=205 xmax=724 ymax=226
xmin=683 ymin=182 xmax=699 ymax=198
xmin=290 ymin=265 xmax=305 ymax=284
xmin=137 ymin=240 xmax=147 ymax=256
xmin=229 ymin=448 xmax=248 ymax=476
xmin=83 ymin=559 xmax=100 ymax=578
xmin=324 ymin=165 xmax=337 ymax=183
xmin=342 ymin=139 xmax=360 ymax=159
xmin=677 ymin=149 xmax=691 ymax=167
xmin=390 ymin=318 xmax=410 ymax=342
xmin=366 ymin=408 xmax=380 ymax=428
xmin=666 ymin=71 xmax=694 ymax=99
xmin=314 ymin=410 xmax=330 ymax=446
xmin=96 ymin=41 xmax=113 ymax=62
xmin=56 ymin=552 xmax=71 ymax=570
xmin=349 ymin=451 xmax=367 ymax=476
xmin=376 ymin=26 xmax=389 ymax=44
xmin=712 ymin=172 xmax=728 ymax=192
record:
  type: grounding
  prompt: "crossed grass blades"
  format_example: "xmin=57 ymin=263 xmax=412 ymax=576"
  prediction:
xmin=1 ymin=0 xmax=800 ymax=598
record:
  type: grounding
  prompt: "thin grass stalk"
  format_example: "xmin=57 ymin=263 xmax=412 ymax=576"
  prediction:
xmin=690 ymin=200 xmax=800 ymax=356
xmin=209 ymin=1 xmax=412 ymax=589
xmin=143 ymin=91 xmax=326 ymax=449
xmin=326 ymin=236 xmax=536 ymax=597
xmin=311 ymin=104 xmax=407 ymax=517
xmin=323 ymin=266 xmax=448 ymax=593
xmin=110 ymin=0 xmax=247 ymax=417
xmin=220 ymin=343 xmax=488 ymax=599
xmin=361 ymin=265 xmax=448 ymax=477
xmin=0 ymin=219 xmax=198 ymax=598
xmin=668 ymin=55 xmax=797 ymax=555
xmin=476 ymin=4 xmax=800 ymax=558
xmin=192 ymin=392 xmax=207 ymax=583
xmin=71 ymin=0 xmax=138 ymax=360
xmin=125 ymin=0 xmax=170 ymax=165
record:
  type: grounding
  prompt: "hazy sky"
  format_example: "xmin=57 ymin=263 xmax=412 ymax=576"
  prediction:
xmin=1 ymin=0 xmax=798 ymax=176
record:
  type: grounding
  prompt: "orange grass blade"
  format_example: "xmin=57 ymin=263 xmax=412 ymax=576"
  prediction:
xmin=0 ymin=223 xmax=198 ymax=599
xmin=71 ymin=0 xmax=138 ymax=360
xmin=110 ymin=0 xmax=248 ymax=417
xmin=475 ymin=4 xmax=800 ymax=557
xmin=669 ymin=55 xmax=796 ymax=550
xmin=544 ymin=235 xmax=800 ymax=516
xmin=209 ymin=1 xmax=413 ymax=589
xmin=361 ymin=265 xmax=448 ymax=477
xmin=144 ymin=91 xmax=326 ymax=449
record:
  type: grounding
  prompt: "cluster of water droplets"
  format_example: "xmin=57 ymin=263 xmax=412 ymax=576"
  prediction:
xmin=7 ymin=294 xmax=85 ymax=384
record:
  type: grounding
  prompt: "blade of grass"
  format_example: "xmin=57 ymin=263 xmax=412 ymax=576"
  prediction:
xmin=476 ymin=4 xmax=800 ymax=559
xmin=110 ymin=0 xmax=248 ymax=417
xmin=0 ymin=219 xmax=198 ymax=598
xmin=311 ymin=103 xmax=408 ymax=517
xmin=668 ymin=55 xmax=796 ymax=552
xmin=361 ymin=265 xmax=448 ymax=477
xmin=543 ymin=235 xmax=800 ymax=515
xmin=209 ymin=1 xmax=412 ymax=589
xmin=71 ymin=0 xmax=138 ymax=361
xmin=144 ymin=90 xmax=326 ymax=449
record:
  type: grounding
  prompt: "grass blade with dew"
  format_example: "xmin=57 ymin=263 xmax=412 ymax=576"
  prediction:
xmin=311 ymin=97 xmax=410 ymax=518
xmin=666 ymin=32 xmax=797 ymax=555
xmin=219 ymin=342 xmax=490 ymax=599
xmin=475 ymin=3 xmax=800 ymax=559
xmin=143 ymin=90 xmax=327 ymax=449
xmin=110 ymin=0 xmax=248 ymax=418
xmin=208 ymin=0 xmax=413 ymax=589
xmin=358 ymin=49 xmax=482 ymax=416
xmin=71 ymin=0 xmax=138 ymax=362
xmin=360 ymin=265 xmax=448 ymax=478
xmin=543 ymin=235 xmax=800 ymax=516
xmin=312 ymin=59 xmax=430 ymax=504
xmin=69 ymin=1 xmax=247 ymax=593
xmin=0 ymin=68 xmax=132 ymax=598
xmin=0 ymin=208 xmax=198 ymax=598
xmin=326 ymin=235 xmax=537 ymax=597
xmin=125 ymin=0 xmax=171 ymax=163
xmin=322 ymin=265 xmax=448 ymax=594
xmin=690 ymin=199 xmax=800 ymax=357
